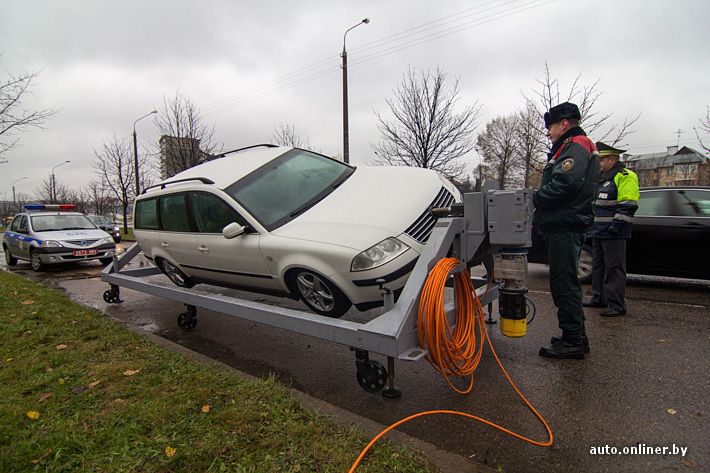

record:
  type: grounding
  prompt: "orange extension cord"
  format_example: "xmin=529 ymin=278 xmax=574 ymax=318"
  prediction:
xmin=348 ymin=257 xmax=553 ymax=472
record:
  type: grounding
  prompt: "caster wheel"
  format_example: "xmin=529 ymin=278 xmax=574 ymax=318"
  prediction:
xmin=178 ymin=312 xmax=197 ymax=331
xmin=356 ymin=360 xmax=388 ymax=393
xmin=103 ymin=289 xmax=120 ymax=303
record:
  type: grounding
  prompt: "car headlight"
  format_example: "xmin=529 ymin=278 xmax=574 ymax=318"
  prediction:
xmin=41 ymin=240 xmax=64 ymax=248
xmin=100 ymin=237 xmax=114 ymax=245
xmin=351 ymin=238 xmax=409 ymax=272
xmin=113 ymin=226 xmax=119 ymax=232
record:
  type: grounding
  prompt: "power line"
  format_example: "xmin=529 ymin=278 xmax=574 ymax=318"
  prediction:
xmin=202 ymin=0 xmax=556 ymax=116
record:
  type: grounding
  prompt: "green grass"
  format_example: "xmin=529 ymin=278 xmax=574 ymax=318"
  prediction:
xmin=0 ymin=270 xmax=436 ymax=473
xmin=119 ymin=228 xmax=135 ymax=241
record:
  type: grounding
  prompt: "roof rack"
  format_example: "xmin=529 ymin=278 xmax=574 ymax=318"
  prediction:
xmin=142 ymin=177 xmax=215 ymax=194
xmin=213 ymin=143 xmax=279 ymax=158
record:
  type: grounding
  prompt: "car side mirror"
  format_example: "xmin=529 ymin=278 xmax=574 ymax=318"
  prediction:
xmin=222 ymin=222 xmax=246 ymax=239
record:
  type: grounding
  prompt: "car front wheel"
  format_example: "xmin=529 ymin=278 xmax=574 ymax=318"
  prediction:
xmin=30 ymin=250 xmax=45 ymax=272
xmin=288 ymin=269 xmax=352 ymax=318
xmin=157 ymin=258 xmax=196 ymax=288
xmin=4 ymin=245 xmax=17 ymax=266
xmin=578 ymin=246 xmax=593 ymax=284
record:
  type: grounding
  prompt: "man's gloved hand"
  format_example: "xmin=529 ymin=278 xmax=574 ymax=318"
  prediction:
xmin=608 ymin=221 xmax=622 ymax=235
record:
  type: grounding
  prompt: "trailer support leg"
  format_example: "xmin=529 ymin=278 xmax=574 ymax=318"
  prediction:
xmin=381 ymin=356 xmax=402 ymax=399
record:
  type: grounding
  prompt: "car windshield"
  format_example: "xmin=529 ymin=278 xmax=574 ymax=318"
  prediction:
xmin=31 ymin=214 xmax=97 ymax=231
xmin=224 ymin=148 xmax=354 ymax=230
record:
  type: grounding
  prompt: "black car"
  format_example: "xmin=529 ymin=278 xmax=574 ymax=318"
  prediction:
xmin=87 ymin=215 xmax=121 ymax=243
xmin=528 ymin=187 xmax=710 ymax=281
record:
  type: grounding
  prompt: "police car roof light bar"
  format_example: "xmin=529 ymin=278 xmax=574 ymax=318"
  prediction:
xmin=24 ymin=204 xmax=76 ymax=211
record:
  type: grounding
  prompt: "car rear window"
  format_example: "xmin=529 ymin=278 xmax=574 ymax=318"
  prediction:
xmin=636 ymin=191 xmax=667 ymax=216
xmin=159 ymin=194 xmax=192 ymax=232
xmin=135 ymin=198 xmax=159 ymax=230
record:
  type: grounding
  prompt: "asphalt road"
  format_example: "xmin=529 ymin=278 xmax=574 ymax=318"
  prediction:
xmin=2 ymin=244 xmax=709 ymax=473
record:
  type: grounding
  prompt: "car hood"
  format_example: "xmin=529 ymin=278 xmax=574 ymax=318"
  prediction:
xmin=34 ymin=229 xmax=113 ymax=242
xmin=271 ymin=166 xmax=456 ymax=250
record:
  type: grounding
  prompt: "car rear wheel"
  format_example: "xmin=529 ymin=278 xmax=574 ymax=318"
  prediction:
xmin=288 ymin=269 xmax=352 ymax=318
xmin=4 ymin=245 xmax=17 ymax=266
xmin=30 ymin=250 xmax=45 ymax=272
xmin=578 ymin=246 xmax=593 ymax=284
xmin=157 ymin=258 xmax=196 ymax=288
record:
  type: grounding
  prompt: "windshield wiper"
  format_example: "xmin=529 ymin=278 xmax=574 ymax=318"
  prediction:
xmin=60 ymin=227 xmax=89 ymax=230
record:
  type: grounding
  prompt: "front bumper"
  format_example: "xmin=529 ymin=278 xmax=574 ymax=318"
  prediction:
xmin=330 ymin=251 xmax=419 ymax=307
xmin=35 ymin=244 xmax=116 ymax=264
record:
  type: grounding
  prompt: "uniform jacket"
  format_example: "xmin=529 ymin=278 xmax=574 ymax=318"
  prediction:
xmin=533 ymin=127 xmax=600 ymax=233
xmin=588 ymin=161 xmax=640 ymax=239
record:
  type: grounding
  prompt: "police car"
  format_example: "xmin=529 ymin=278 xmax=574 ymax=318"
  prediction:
xmin=3 ymin=204 xmax=117 ymax=271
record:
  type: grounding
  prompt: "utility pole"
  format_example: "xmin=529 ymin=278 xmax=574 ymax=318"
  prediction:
xmin=133 ymin=110 xmax=157 ymax=195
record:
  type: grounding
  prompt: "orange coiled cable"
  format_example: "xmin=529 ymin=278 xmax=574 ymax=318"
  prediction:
xmin=348 ymin=257 xmax=553 ymax=473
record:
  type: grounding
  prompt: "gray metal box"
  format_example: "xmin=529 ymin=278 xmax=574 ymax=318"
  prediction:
xmin=486 ymin=189 xmax=533 ymax=247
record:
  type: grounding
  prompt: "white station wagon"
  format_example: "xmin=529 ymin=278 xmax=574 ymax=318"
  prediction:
xmin=133 ymin=145 xmax=459 ymax=317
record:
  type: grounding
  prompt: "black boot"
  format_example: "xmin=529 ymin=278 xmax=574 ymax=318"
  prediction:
xmin=539 ymin=337 xmax=586 ymax=359
xmin=550 ymin=334 xmax=590 ymax=353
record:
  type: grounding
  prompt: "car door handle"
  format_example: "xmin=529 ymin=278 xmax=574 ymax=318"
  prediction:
xmin=161 ymin=242 xmax=170 ymax=248
xmin=198 ymin=245 xmax=209 ymax=253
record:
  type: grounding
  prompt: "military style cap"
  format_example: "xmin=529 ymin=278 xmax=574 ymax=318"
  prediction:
xmin=544 ymin=102 xmax=581 ymax=128
xmin=596 ymin=141 xmax=627 ymax=157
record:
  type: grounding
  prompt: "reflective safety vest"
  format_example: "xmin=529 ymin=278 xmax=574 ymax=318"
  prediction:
xmin=589 ymin=164 xmax=639 ymax=239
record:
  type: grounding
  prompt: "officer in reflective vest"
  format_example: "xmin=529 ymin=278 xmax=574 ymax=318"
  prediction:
xmin=584 ymin=142 xmax=640 ymax=316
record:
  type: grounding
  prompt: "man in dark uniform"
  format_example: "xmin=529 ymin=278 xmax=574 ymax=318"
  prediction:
xmin=584 ymin=142 xmax=639 ymax=316
xmin=534 ymin=102 xmax=600 ymax=359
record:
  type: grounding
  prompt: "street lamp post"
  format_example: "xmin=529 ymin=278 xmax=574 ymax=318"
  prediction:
xmin=342 ymin=18 xmax=370 ymax=164
xmin=133 ymin=110 xmax=157 ymax=196
xmin=12 ymin=176 xmax=28 ymax=205
xmin=51 ymin=160 xmax=71 ymax=204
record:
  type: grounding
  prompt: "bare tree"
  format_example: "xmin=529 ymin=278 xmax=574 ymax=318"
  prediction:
xmin=522 ymin=62 xmax=639 ymax=148
xmin=34 ymin=177 xmax=71 ymax=204
xmin=476 ymin=115 xmax=524 ymax=190
xmin=271 ymin=122 xmax=313 ymax=149
xmin=372 ymin=67 xmax=481 ymax=181
xmin=1 ymin=67 xmax=57 ymax=157
xmin=694 ymin=106 xmax=710 ymax=153
xmin=154 ymin=92 xmax=221 ymax=178
xmin=84 ymin=180 xmax=111 ymax=215
xmin=515 ymin=103 xmax=548 ymax=188
xmin=93 ymin=134 xmax=134 ymax=233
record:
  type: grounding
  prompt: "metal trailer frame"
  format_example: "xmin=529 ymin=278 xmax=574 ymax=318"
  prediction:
xmin=100 ymin=188 xmax=533 ymax=395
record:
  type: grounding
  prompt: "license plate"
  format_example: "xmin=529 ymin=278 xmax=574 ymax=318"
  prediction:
xmin=72 ymin=249 xmax=98 ymax=257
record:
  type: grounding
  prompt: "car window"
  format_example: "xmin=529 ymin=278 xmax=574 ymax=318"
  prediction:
xmin=135 ymin=198 xmax=159 ymax=230
xmin=190 ymin=192 xmax=246 ymax=233
xmin=159 ymin=193 xmax=191 ymax=232
xmin=674 ymin=190 xmax=710 ymax=217
xmin=225 ymin=148 xmax=354 ymax=230
xmin=31 ymin=214 xmax=95 ymax=231
xmin=636 ymin=191 xmax=667 ymax=216
xmin=10 ymin=215 xmax=22 ymax=232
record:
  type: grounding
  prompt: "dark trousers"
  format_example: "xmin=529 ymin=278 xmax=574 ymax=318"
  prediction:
xmin=547 ymin=231 xmax=586 ymax=340
xmin=591 ymin=238 xmax=627 ymax=312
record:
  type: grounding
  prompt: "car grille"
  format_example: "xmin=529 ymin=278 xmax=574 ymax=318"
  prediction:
xmin=404 ymin=187 xmax=456 ymax=244
xmin=66 ymin=239 xmax=100 ymax=246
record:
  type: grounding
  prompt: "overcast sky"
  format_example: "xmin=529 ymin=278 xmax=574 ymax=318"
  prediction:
xmin=1 ymin=0 xmax=709 ymax=198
